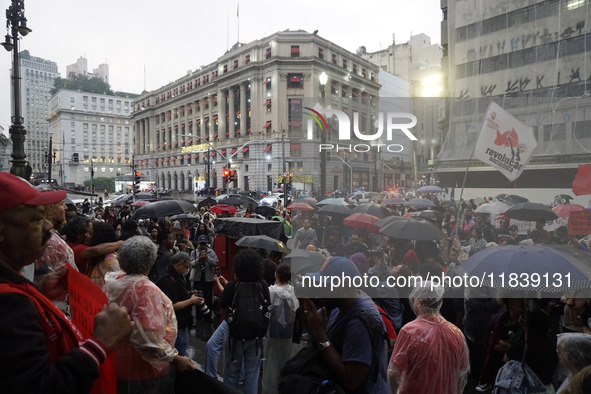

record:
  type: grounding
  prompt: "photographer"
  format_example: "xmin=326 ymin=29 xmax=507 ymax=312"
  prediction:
xmin=156 ymin=252 xmax=206 ymax=356
xmin=190 ymin=235 xmax=218 ymax=322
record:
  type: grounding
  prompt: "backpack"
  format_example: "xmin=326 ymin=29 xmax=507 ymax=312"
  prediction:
xmin=227 ymin=281 xmax=269 ymax=341
xmin=278 ymin=309 xmax=386 ymax=394
xmin=493 ymin=343 xmax=546 ymax=394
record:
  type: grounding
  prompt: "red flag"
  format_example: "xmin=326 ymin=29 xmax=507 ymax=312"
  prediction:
xmin=572 ymin=164 xmax=591 ymax=195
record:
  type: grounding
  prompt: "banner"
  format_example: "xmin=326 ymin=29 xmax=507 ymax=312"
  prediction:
xmin=568 ymin=210 xmax=591 ymax=235
xmin=473 ymin=102 xmax=537 ymax=182
xmin=572 ymin=164 xmax=591 ymax=196
xmin=68 ymin=267 xmax=116 ymax=394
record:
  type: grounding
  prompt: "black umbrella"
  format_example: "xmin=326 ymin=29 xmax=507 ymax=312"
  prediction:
xmin=379 ymin=217 xmax=446 ymax=241
xmin=132 ymin=199 xmax=196 ymax=220
xmin=317 ymin=204 xmax=352 ymax=217
xmin=254 ymin=205 xmax=276 ymax=218
xmin=376 ymin=215 xmax=406 ymax=228
xmin=504 ymin=202 xmax=558 ymax=222
xmin=235 ymin=235 xmax=289 ymax=253
xmin=283 ymin=249 xmax=326 ymax=276
xmin=411 ymin=210 xmax=444 ymax=220
xmin=170 ymin=213 xmax=200 ymax=220
xmin=197 ymin=197 xmax=217 ymax=210
xmin=495 ymin=194 xmax=529 ymax=206
xmin=219 ymin=197 xmax=241 ymax=207
xmin=351 ymin=203 xmax=391 ymax=218
xmin=382 ymin=197 xmax=405 ymax=206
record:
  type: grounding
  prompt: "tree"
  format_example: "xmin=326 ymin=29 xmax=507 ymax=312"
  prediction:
xmin=51 ymin=73 xmax=115 ymax=96
xmin=84 ymin=177 xmax=115 ymax=193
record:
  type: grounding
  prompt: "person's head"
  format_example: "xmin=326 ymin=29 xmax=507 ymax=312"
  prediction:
xmin=475 ymin=214 xmax=485 ymax=226
xmin=556 ymin=226 xmax=568 ymax=239
xmin=403 ymin=249 xmax=419 ymax=271
xmin=465 ymin=209 xmax=473 ymax=220
xmin=350 ymin=231 xmax=362 ymax=245
xmin=38 ymin=198 xmax=67 ymax=229
xmin=171 ymin=251 xmax=191 ymax=275
xmin=535 ymin=220 xmax=545 ymax=230
xmin=113 ymin=221 xmax=122 ymax=238
xmin=449 ymin=248 xmax=459 ymax=263
xmin=150 ymin=217 xmax=159 ymax=225
xmin=233 ymin=248 xmax=264 ymax=282
xmin=91 ymin=220 xmax=117 ymax=245
xmin=500 ymin=218 xmax=509 ymax=229
xmin=118 ymin=236 xmax=158 ymax=275
xmin=150 ymin=226 xmax=159 ymax=239
xmin=556 ymin=333 xmax=591 ymax=374
xmin=302 ymin=219 xmax=311 ymax=229
xmin=268 ymin=250 xmax=282 ymax=263
xmin=350 ymin=252 xmax=368 ymax=275
xmin=0 ymin=173 xmax=66 ymax=269
xmin=409 ymin=281 xmax=444 ymax=316
xmin=63 ymin=215 xmax=92 ymax=245
xmin=470 ymin=227 xmax=482 ymax=240
xmin=157 ymin=228 xmax=175 ymax=249
xmin=504 ymin=298 xmax=525 ymax=321
xmin=197 ymin=223 xmax=207 ymax=233
xmin=275 ymin=262 xmax=291 ymax=284
xmin=197 ymin=234 xmax=209 ymax=251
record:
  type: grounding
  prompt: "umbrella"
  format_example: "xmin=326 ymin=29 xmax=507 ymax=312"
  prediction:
xmin=300 ymin=197 xmax=318 ymax=205
xmin=218 ymin=197 xmax=240 ymax=206
xmin=131 ymin=200 xmax=150 ymax=207
xmin=456 ymin=244 xmax=591 ymax=296
xmin=287 ymin=202 xmax=315 ymax=212
xmin=254 ymin=205 xmax=276 ymax=218
xmin=210 ymin=204 xmax=238 ymax=214
xmin=376 ymin=215 xmax=406 ymax=228
xmin=343 ymin=213 xmax=381 ymax=233
xmin=316 ymin=198 xmax=348 ymax=206
xmin=382 ymin=197 xmax=405 ymax=206
xmin=495 ymin=194 xmax=528 ymax=206
xmin=317 ymin=204 xmax=353 ymax=217
xmin=283 ymin=249 xmax=326 ymax=276
xmin=405 ymin=198 xmax=435 ymax=208
xmin=235 ymin=235 xmax=289 ymax=253
xmin=197 ymin=197 xmax=217 ymax=210
xmin=475 ymin=201 xmax=510 ymax=215
xmin=170 ymin=213 xmax=199 ymax=220
xmin=504 ymin=202 xmax=558 ymax=222
xmin=351 ymin=203 xmax=391 ymax=219
xmin=417 ymin=185 xmax=443 ymax=194
xmin=411 ymin=210 xmax=444 ymax=220
xmin=132 ymin=199 xmax=196 ymax=220
xmin=380 ymin=217 xmax=446 ymax=241
xmin=553 ymin=204 xmax=585 ymax=219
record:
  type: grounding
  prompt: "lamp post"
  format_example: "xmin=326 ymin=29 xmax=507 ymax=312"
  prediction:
xmin=334 ymin=153 xmax=353 ymax=194
xmin=3 ymin=0 xmax=32 ymax=179
xmin=319 ymin=71 xmax=328 ymax=199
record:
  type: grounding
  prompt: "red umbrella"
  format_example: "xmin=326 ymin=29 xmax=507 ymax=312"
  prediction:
xmin=210 ymin=204 xmax=238 ymax=214
xmin=131 ymin=200 xmax=150 ymax=207
xmin=287 ymin=202 xmax=315 ymax=212
xmin=344 ymin=213 xmax=381 ymax=233
xmin=553 ymin=204 xmax=585 ymax=218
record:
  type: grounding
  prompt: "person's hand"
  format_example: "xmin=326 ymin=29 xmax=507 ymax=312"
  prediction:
xmin=301 ymin=298 xmax=328 ymax=342
xmin=190 ymin=295 xmax=205 ymax=305
xmin=173 ymin=355 xmax=197 ymax=373
xmin=92 ymin=303 xmax=134 ymax=351
xmin=218 ymin=275 xmax=228 ymax=286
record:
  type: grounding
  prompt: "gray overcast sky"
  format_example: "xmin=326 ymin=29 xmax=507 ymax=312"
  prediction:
xmin=0 ymin=0 xmax=441 ymax=132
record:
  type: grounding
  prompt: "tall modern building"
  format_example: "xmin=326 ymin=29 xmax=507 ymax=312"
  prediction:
xmin=48 ymin=90 xmax=134 ymax=186
xmin=66 ymin=56 xmax=109 ymax=83
xmin=11 ymin=50 xmax=59 ymax=177
xmin=438 ymin=0 xmax=591 ymax=192
xmin=132 ymin=30 xmax=384 ymax=194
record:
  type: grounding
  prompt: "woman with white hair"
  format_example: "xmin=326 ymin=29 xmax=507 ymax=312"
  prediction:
xmin=388 ymin=282 xmax=469 ymax=394
xmin=104 ymin=236 xmax=195 ymax=394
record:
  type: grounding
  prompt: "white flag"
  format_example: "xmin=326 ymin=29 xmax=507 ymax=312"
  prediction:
xmin=473 ymin=101 xmax=537 ymax=182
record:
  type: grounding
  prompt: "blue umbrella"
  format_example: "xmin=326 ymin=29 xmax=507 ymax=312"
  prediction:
xmin=456 ymin=244 xmax=591 ymax=296
xmin=405 ymin=198 xmax=435 ymax=208
xmin=417 ymin=185 xmax=443 ymax=194
xmin=317 ymin=198 xmax=348 ymax=206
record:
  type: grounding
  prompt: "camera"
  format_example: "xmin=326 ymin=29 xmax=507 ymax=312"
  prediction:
xmin=215 ymin=267 xmax=221 ymax=277
xmin=194 ymin=290 xmax=210 ymax=316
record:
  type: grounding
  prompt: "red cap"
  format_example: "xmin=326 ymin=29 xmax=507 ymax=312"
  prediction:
xmin=0 ymin=172 xmax=67 ymax=213
xmin=403 ymin=249 xmax=419 ymax=265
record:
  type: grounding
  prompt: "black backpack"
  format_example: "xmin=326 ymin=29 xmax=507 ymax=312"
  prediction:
xmin=278 ymin=309 xmax=386 ymax=394
xmin=227 ymin=282 xmax=269 ymax=341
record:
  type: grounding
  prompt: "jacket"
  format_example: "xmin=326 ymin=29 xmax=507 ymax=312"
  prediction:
xmin=190 ymin=247 xmax=218 ymax=282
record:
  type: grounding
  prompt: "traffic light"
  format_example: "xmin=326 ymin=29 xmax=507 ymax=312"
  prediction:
xmin=134 ymin=171 xmax=141 ymax=194
xmin=229 ymin=169 xmax=237 ymax=182
xmin=223 ymin=168 xmax=230 ymax=183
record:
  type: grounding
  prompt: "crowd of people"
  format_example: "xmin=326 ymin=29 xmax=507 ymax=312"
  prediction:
xmin=3 ymin=169 xmax=591 ymax=394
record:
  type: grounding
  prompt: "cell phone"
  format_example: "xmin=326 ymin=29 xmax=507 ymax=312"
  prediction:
xmin=215 ymin=267 xmax=221 ymax=277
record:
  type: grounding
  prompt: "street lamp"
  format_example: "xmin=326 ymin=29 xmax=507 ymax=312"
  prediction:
xmin=4 ymin=0 xmax=32 ymax=179
xmin=319 ymin=71 xmax=328 ymax=199
xmin=334 ymin=153 xmax=353 ymax=194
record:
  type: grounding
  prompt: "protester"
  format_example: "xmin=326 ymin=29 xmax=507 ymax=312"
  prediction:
xmin=555 ymin=333 xmax=591 ymax=393
xmin=190 ymin=234 xmax=218 ymax=320
xmin=0 ymin=172 xmax=133 ymax=393
xmin=87 ymin=221 xmax=121 ymax=289
xmin=529 ymin=220 xmax=552 ymax=244
xmin=104 ymin=236 xmax=195 ymax=393
xmin=292 ymin=218 xmax=318 ymax=249
xmin=342 ymin=230 xmax=368 ymax=258
xmin=388 ymin=282 xmax=469 ymax=394
xmin=220 ymin=249 xmax=270 ymax=394
xmin=299 ymin=257 xmax=391 ymax=393
xmin=262 ymin=263 xmax=299 ymax=394
xmin=149 ymin=228 xmax=175 ymax=282
xmin=156 ymin=252 xmax=204 ymax=356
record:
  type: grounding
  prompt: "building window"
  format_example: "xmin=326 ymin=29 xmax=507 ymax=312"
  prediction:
xmin=342 ymin=59 xmax=348 ymax=69
xmin=287 ymin=73 xmax=304 ymax=89
xmin=223 ymin=64 xmax=228 ymax=73
xmin=265 ymin=47 xmax=271 ymax=59
xmin=290 ymin=143 xmax=302 ymax=157
xmin=318 ymin=47 xmax=324 ymax=59
xmin=233 ymin=59 xmax=239 ymax=69
xmin=244 ymin=54 xmax=250 ymax=64
xmin=290 ymin=45 xmax=300 ymax=57
xmin=265 ymin=77 xmax=272 ymax=91
xmin=332 ymin=53 xmax=337 ymax=64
